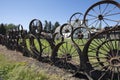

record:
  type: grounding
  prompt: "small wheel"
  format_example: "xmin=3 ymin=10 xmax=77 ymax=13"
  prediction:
xmin=83 ymin=27 xmax=120 ymax=80
xmin=29 ymin=19 xmax=43 ymax=34
xmin=10 ymin=29 xmax=18 ymax=50
xmin=83 ymin=0 xmax=120 ymax=29
xmin=17 ymin=31 xmax=27 ymax=53
xmin=17 ymin=24 xmax=24 ymax=44
xmin=60 ymin=23 xmax=73 ymax=38
xmin=18 ymin=24 xmax=23 ymax=31
xmin=23 ymin=34 xmax=32 ymax=56
xmin=71 ymin=26 xmax=91 ymax=50
xmin=69 ymin=12 xmax=83 ymax=28
xmin=40 ymin=35 xmax=53 ymax=59
xmin=25 ymin=34 xmax=42 ymax=60
xmin=52 ymin=41 xmax=80 ymax=71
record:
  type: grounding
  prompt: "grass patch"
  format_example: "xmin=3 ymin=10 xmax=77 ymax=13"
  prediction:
xmin=0 ymin=54 xmax=63 ymax=80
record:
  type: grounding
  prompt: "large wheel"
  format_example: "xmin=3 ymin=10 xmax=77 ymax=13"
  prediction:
xmin=51 ymin=40 xmax=80 ymax=71
xmin=69 ymin=12 xmax=83 ymax=29
xmin=29 ymin=19 xmax=43 ymax=35
xmin=83 ymin=0 xmax=120 ymax=29
xmin=83 ymin=26 xmax=120 ymax=80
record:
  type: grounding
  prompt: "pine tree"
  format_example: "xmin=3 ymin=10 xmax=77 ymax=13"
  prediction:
xmin=0 ymin=23 xmax=6 ymax=35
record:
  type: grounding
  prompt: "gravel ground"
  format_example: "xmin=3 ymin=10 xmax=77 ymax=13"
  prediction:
xmin=0 ymin=45 xmax=89 ymax=80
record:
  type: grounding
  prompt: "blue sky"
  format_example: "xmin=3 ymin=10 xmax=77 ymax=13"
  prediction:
xmin=0 ymin=0 xmax=120 ymax=30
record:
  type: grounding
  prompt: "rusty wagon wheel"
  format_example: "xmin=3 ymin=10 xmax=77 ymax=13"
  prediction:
xmin=29 ymin=19 xmax=43 ymax=35
xmin=83 ymin=0 xmax=120 ymax=29
xmin=9 ymin=29 xmax=18 ymax=50
xmin=15 ymin=25 xmax=24 ymax=51
xmin=25 ymin=34 xmax=42 ymax=60
xmin=38 ymin=34 xmax=55 ymax=61
xmin=83 ymin=26 xmax=120 ymax=80
xmin=51 ymin=40 xmax=80 ymax=71
xmin=17 ymin=25 xmax=24 ymax=41
xmin=60 ymin=23 xmax=73 ymax=38
xmin=18 ymin=24 xmax=23 ymax=32
xmin=71 ymin=26 xmax=91 ymax=50
xmin=69 ymin=12 xmax=83 ymax=28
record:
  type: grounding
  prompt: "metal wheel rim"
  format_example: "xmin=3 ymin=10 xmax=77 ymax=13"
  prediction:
xmin=69 ymin=12 xmax=83 ymax=29
xmin=83 ymin=27 xmax=120 ymax=80
xmin=60 ymin=23 xmax=73 ymax=38
xmin=52 ymin=41 xmax=80 ymax=71
xmin=29 ymin=19 xmax=43 ymax=34
xmin=83 ymin=0 xmax=120 ymax=29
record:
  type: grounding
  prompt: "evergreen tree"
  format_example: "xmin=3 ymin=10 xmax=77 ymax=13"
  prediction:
xmin=53 ymin=22 xmax=60 ymax=33
xmin=44 ymin=20 xmax=48 ymax=32
xmin=48 ymin=21 xmax=52 ymax=33
xmin=43 ymin=21 xmax=60 ymax=33
xmin=6 ymin=23 xmax=17 ymax=31
xmin=0 ymin=23 xmax=6 ymax=35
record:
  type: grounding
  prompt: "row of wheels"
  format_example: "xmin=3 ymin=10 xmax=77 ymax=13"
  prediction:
xmin=0 ymin=0 xmax=119 ymax=80
xmin=57 ymin=0 xmax=120 ymax=80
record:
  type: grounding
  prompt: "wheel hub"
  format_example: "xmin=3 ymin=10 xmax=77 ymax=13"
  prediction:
xmin=65 ymin=29 xmax=70 ymax=33
xmin=98 ymin=15 xmax=103 ymax=20
xmin=110 ymin=57 xmax=120 ymax=67
xmin=107 ymin=49 xmax=120 ymax=67
xmin=62 ymin=53 xmax=72 ymax=61
xmin=78 ymin=33 xmax=83 ymax=39
xmin=75 ymin=19 xmax=79 ymax=22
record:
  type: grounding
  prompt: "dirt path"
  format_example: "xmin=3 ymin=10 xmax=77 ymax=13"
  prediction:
xmin=0 ymin=45 xmax=86 ymax=80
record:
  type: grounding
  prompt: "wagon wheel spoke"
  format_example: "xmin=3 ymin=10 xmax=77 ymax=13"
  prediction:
xmin=105 ymin=12 xmax=120 ymax=17
xmin=98 ymin=66 xmax=111 ymax=80
xmin=102 ymin=3 xmax=109 ymax=14
xmin=103 ymin=18 xmax=120 ymax=23
xmin=103 ymin=6 xmax=117 ymax=16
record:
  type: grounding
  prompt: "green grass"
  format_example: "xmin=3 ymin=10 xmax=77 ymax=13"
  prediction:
xmin=24 ymin=38 xmax=117 ymax=67
xmin=25 ymin=39 xmax=51 ymax=53
xmin=0 ymin=54 xmax=63 ymax=80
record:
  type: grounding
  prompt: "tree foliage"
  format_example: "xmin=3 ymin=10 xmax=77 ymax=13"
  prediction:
xmin=43 ymin=20 xmax=60 ymax=33
xmin=0 ymin=23 xmax=17 ymax=35
xmin=0 ymin=23 xmax=6 ymax=35
xmin=6 ymin=23 xmax=17 ymax=31
xmin=53 ymin=21 xmax=60 ymax=33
